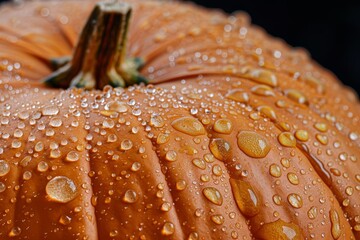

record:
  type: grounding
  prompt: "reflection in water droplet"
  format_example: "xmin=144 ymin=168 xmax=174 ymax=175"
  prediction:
xmin=46 ymin=176 xmax=77 ymax=203
xmin=209 ymin=138 xmax=231 ymax=161
xmin=171 ymin=117 xmax=206 ymax=136
xmin=123 ymin=189 xmax=138 ymax=203
xmin=287 ymin=193 xmax=303 ymax=208
xmin=278 ymin=132 xmax=296 ymax=147
xmin=237 ymin=131 xmax=270 ymax=158
xmin=161 ymin=222 xmax=175 ymax=236
xmin=213 ymin=119 xmax=233 ymax=134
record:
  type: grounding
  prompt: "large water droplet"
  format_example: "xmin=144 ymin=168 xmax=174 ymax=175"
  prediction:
xmin=203 ymin=187 xmax=223 ymax=206
xmin=287 ymin=193 xmax=303 ymax=208
xmin=209 ymin=138 xmax=231 ymax=161
xmin=213 ymin=119 xmax=233 ymax=134
xmin=46 ymin=176 xmax=78 ymax=203
xmin=0 ymin=160 xmax=10 ymax=177
xmin=161 ymin=222 xmax=175 ymax=236
xmin=230 ymin=178 xmax=259 ymax=217
xmin=122 ymin=189 xmax=138 ymax=203
xmin=254 ymin=219 xmax=302 ymax=240
xmin=237 ymin=131 xmax=270 ymax=158
xmin=42 ymin=106 xmax=59 ymax=116
xmin=329 ymin=209 xmax=341 ymax=239
xmin=171 ymin=117 xmax=206 ymax=136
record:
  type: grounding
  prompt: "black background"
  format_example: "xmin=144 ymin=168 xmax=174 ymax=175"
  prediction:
xmin=0 ymin=0 xmax=359 ymax=94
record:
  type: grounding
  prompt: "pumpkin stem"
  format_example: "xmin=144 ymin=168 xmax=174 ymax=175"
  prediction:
xmin=44 ymin=2 xmax=147 ymax=90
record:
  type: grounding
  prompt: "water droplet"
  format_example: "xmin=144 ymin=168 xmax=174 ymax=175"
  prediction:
xmin=314 ymin=122 xmax=328 ymax=132
xmin=188 ymin=232 xmax=199 ymax=240
xmin=192 ymin=158 xmax=206 ymax=169
xmin=37 ymin=161 xmax=49 ymax=172
xmin=171 ymin=117 xmax=206 ymax=136
xmin=242 ymin=68 xmax=277 ymax=87
xmin=269 ymin=164 xmax=282 ymax=178
xmin=161 ymin=202 xmax=172 ymax=212
xmin=209 ymin=138 xmax=231 ymax=161
xmin=251 ymin=85 xmax=275 ymax=96
xmin=226 ymin=89 xmax=249 ymax=103
xmin=287 ymin=172 xmax=299 ymax=185
xmin=131 ymin=162 xmax=141 ymax=172
xmin=50 ymin=149 xmax=61 ymax=159
xmin=230 ymin=178 xmax=259 ymax=217
xmin=109 ymin=230 xmax=119 ymax=237
xmin=8 ymin=226 xmax=21 ymax=237
xmin=66 ymin=151 xmax=79 ymax=162
xmin=0 ymin=160 xmax=10 ymax=177
xmin=0 ymin=182 xmax=5 ymax=193
xmin=157 ymin=133 xmax=169 ymax=144
xmin=107 ymin=134 xmax=117 ymax=143
xmin=46 ymin=176 xmax=78 ymax=203
xmin=59 ymin=215 xmax=72 ymax=225
xmin=203 ymin=187 xmax=223 ymax=206
xmin=104 ymin=100 xmax=128 ymax=113
xmin=23 ymin=171 xmax=32 ymax=180
xmin=254 ymin=219 xmax=302 ymax=240
xmin=150 ymin=115 xmax=165 ymax=128
xmin=307 ymin=206 xmax=317 ymax=219
xmin=295 ymin=130 xmax=309 ymax=142
xmin=49 ymin=118 xmax=62 ymax=127
xmin=329 ymin=209 xmax=341 ymax=239
xmin=316 ymin=134 xmax=328 ymax=145
xmin=165 ymin=150 xmax=177 ymax=162
xmin=34 ymin=141 xmax=44 ymax=152
xmin=161 ymin=222 xmax=175 ymax=236
xmin=237 ymin=131 xmax=270 ymax=158
xmin=176 ymin=180 xmax=187 ymax=191
xmin=120 ymin=139 xmax=133 ymax=151
xmin=278 ymin=132 xmax=296 ymax=147
xmin=213 ymin=119 xmax=233 ymax=134
xmin=42 ymin=106 xmax=59 ymax=116
xmin=211 ymin=214 xmax=225 ymax=225
xmin=284 ymin=89 xmax=308 ymax=105
xmin=122 ymin=189 xmax=138 ymax=203
xmin=272 ymin=194 xmax=282 ymax=205
xmin=345 ymin=186 xmax=354 ymax=196
xmin=287 ymin=193 xmax=303 ymax=208
xmin=212 ymin=164 xmax=222 ymax=176
xmin=257 ymin=105 xmax=277 ymax=121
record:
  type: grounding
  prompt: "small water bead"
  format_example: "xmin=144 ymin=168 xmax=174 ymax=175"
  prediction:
xmin=213 ymin=119 xmax=233 ymax=134
xmin=329 ymin=209 xmax=341 ymax=239
xmin=104 ymin=100 xmax=128 ymax=113
xmin=269 ymin=164 xmax=282 ymax=178
xmin=157 ymin=133 xmax=169 ymax=144
xmin=192 ymin=158 xmax=206 ymax=169
xmin=150 ymin=115 xmax=165 ymax=128
xmin=188 ymin=232 xmax=199 ymax=240
xmin=345 ymin=186 xmax=354 ymax=196
xmin=50 ymin=149 xmax=61 ymax=159
xmin=295 ymin=130 xmax=309 ymax=142
xmin=272 ymin=194 xmax=282 ymax=205
xmin=109 ymin=230 xmax=119 ymax=237
xmin=66 ymin=151 xmax=79 ymax=162
xmin=34 ymin=141 xmax=44 ymax=152
xmin=284 ymin=89 xmax=308 ymax=105
xmin=257 ymin=105 xmax=277 ymax=121
xmin=120 ymin=139 xmax=133 ymax=150
xmin=37 ymin=161 xmax=49 ymax=172
xmin=212 ymin=164 xmax=222 ymax=176
xmin=204 ymin=153 xmax=215 ymax=163
xmin=242 ymin=68 xmax=278 ymax=87
xmin=59 ymin=215 xmax=72 ymax=225
xmin=49 ymin=118 xmax=63 ymax=127
xmin=209 ymin=138 xmax=231 ymax=161
xmin=176 ymin=180 xmax=187 ymax=191
xmin=23 ymin=171 xmax=32 ymax=180
xmin=225 ymin=89 xmax=249 ymax=103
xmin=230 ymin=178 xmax=259 ymax=217
xmin=349 ymin=132 xmax=358 ymax=141
xmin=161 ymin=202 xmax=172 ymax=212
xmin=251 ymin=84 xmax=275 ymax=96
xmin=287 ymin=173 xmax=299 ymax=185
xmin=0 ymin=160 xmax=10 ymax=176
xmin=8 ymin=226 xmax=21 ymax=237
xmin=316 ymin=134 xmax=328 ymax=145
xmin=203 ymin=187 xmax=223 ymax=206
xmin=102 ymin=119 xmax=114 ymax=128
xmin=122 ymin=189 xmax=138 ymax=203
xmin=278 ymin=132 xmax=296 ymax=147
xmin=107 ymin=134 xmax=117 ymax=143
xmin=161 ymin=222 xmax=175 ymax=236
xmin=11 ymin=140 xmax=22 ymax=149
xmin=42 ymin=106 xmax=59 ymax=116
xmin=131 ymin=162 xmax=141 ymax=172
xmin=211 ymin=214 xmax=225 ymax=225
xmin=165 ymin=150 xmax=177 ymax=162
xmin=13 ymin=129 xmax=23 ymax=138
xmin=0 ymin=182 xmax=5 ymax=193
xmin=314 ymin=122 xmax=328 ymax=132
xmin=237 ymin=131 xmax=270 ymax=158
xmin=287 ymin=193 xmax=303 ymax=208
xmin=171 ymin=117 xmax=206 ymax=136
xmin=254 ymin=219 xmax=302 ymax=240
xmin=46 ymin=176 xmax=78 ymax=203
xmin=307 ymin=206 xmax=318 ymax=219
xmin=281 ymin=158 xmax=290 ymax=168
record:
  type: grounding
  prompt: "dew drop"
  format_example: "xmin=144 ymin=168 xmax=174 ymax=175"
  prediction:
xmin=307 ymin=206 xmax=317 ymax=219
xmin=287 ymin=172 xmax=299 ymax=185
xmin=42 ymin=106 xmax=59 ymax=116
xmin=211 ymin=214 xmax=225 ymax=225
xmin=329 ymin=209 xmax=341 ymax=239
xmin=46 ymin=176 xmax=78 ymax=203
xmin=66 ymin=151 xmax=79 ymax=162
xmin=122 ymin=189 xmax=138 ymax=203
xmin=8 ymin=226 xmax=21 ymax=237
xmin=284 ymin=89 xmax=308 ymax=105
xmin=278 ymin=132 xmax=296 ymax=147
xmin=203 ymin=187 xmax=223 ymax=206
xmin=213 ymin=119 xmax=233 ymax=134
xmin=131 ymin=162 xmax=141 ymax=172
xmin=120 ymin=139 xmax=133 ymax=151
xmin=0 ymin=160 xmax=10 ymax=177
xmin=225 ymin=89 xmax=249 ymax=103
xmin=254 ymin=219 xmax=302 ymax=240
xmin=176 ymin=180 xmax=187 ymax=191
xmin=59 ymin=215 xmax=72 ymax=225
xmin=230 ymin=178 xmax=259 ymax=217
xmin=171 ymin=117 xmax=206 ymax=136
xmin=237 ymin=131 xmax=270 ymax=158
xmin=161 ymin=222 xmax=175 ymax=236
xmin=269 ymin=164 xmax=282 ymax=178
xmin=295 ymin=130 xmax=309 ymax=142
xmin=150 ymin=115 xmax=165 ymax=128
xmin=287 ymin=193 xmax=303 ymax=208
xmin=209 ymin=138 xmax=231 ymax=161
xmin=192 ymin=158 xmax=206 ymax=169
xmin=243 ymin=68 xmax=277 ymax=87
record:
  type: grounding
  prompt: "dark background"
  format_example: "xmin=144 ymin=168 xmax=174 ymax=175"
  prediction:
xmin=192 ymin=0 xmax=360 ymax=94
xmin=0 ymin=0 xmax=359 ymax=94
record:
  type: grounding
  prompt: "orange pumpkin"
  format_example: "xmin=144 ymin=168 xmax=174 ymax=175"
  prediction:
xmin=0 ymin=1 xmax=359 ymax=239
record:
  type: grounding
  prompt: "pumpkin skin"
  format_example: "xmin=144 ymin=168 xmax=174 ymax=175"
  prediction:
xmin=0 ymin=1 xmax=359 ymax=239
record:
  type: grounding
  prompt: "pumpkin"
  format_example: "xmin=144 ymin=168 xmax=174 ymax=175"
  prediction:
xmin=0 ymin=0 xmax=359 ymax=239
